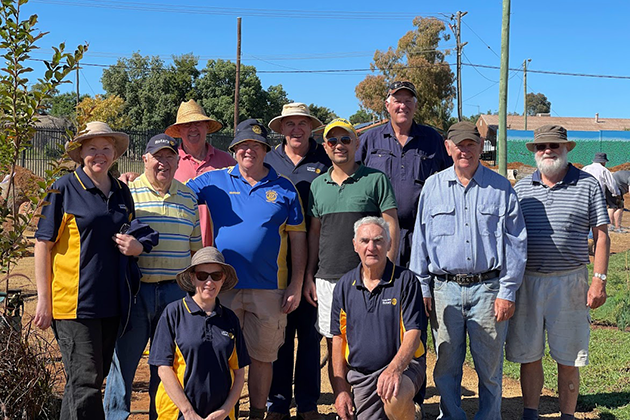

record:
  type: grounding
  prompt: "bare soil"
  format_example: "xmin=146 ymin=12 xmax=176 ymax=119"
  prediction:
xmin=8 ymin=197 xmax=630 ymax=420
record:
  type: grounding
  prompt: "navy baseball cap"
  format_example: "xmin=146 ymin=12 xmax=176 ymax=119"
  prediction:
xmin=228 ymin=119 xmax=271 ymax=153
xmin=145 ymin=134 xmax=179 ymax=155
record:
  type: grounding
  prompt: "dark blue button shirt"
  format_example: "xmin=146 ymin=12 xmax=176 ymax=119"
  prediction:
xmin=357 ymin=121 xmax=452 ymax=229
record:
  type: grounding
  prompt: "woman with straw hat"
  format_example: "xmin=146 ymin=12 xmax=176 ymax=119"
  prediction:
xmin=33 ymin=121 xmax=144 ymax=419
xmin=149 ymin=247 xmax=250 ymax=420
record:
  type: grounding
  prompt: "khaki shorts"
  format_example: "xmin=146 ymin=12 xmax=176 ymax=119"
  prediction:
xmin=219 ymin=289 xmax=287 ymax=363
xmin=315 ymin=278 xmax=338 ymax=338
xmin=506 ymin=266 xmax=591 ymax=367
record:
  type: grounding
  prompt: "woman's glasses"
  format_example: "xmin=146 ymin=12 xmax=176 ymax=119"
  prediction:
xmin=194 ymin=271 xmax=225 ymax=282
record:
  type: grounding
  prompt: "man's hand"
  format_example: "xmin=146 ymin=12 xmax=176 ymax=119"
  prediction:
xmin=377 ymin=365 xmax=403 ymax=402
xmin=303 ymin=274 xmax=318 ymax=307
xmin=334 ymin=391 xmax=355 ymax=420
xmin=282 ymin=279 xmax=302 ymax=314
xmin=118 ymin=172 xmax=140 ymax=184
xmin=423 ymin=297 xmax=433 ymax=318
xmin=494 ymin=298 xmax=515 ymax=322
xmin=33 ymin=297 xmax=52 ymax=330
xmin=114 ymin=234 xmax=144 ymax=256
xmin=587 ymin=278 xmax=607 ymax=309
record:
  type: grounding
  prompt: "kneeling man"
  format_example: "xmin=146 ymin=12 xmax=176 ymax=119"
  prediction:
xmin=331 ymin=216 xmax=426 ymax=420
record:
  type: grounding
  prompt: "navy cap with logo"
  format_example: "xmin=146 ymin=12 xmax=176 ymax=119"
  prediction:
xmin=228 ymin=118 xmax=271 ymax=153
xmin=387 ymin=81 xmax=417 ymax=98
xmin=145 ymin=134 xmax=179 ymax=155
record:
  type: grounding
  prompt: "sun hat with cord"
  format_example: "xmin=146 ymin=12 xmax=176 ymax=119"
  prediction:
xmin=65 ymin=121 xmax=129 ymax=164
xmin=175 ymin=246 xmax=238 ymax=295
xmin=268 ymin=102 xmax=324 ymax=134
xmin=526 ymin=124 xmax=576 ymax=152
xmin=165 ymin=99 xmax=223 ymax=138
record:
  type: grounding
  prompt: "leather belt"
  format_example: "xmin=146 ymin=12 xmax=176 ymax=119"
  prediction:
xmin=433 ymin=270 xmax=500 ymax=285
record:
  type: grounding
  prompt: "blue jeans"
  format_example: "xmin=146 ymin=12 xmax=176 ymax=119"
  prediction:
xmin=104 ymin=281 xmax=185 ymax=420
xmin=431 ymin=278 xmax=507 ymax=420
xmin=268 ymin=298 xmax=321 ymax=414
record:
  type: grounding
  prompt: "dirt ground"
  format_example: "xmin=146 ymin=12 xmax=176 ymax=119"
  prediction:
xmin=6 ymin=197 xmax=630 ymax=419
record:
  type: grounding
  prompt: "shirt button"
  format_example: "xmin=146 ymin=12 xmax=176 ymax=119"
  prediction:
xmin=465 ymin=223 xmax=469 ymax=226
xmin=467 ymin=258 xmax=471 ymax=261
xmin=466 ymin=240 xmax=470 ymax=243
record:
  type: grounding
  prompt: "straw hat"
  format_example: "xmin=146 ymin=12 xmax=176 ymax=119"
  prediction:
xmin=176 ymin=247 xmax=238 ymax=294
xmin=268 ymin=102 xmax=323 ymax=134
xmin=165 ymin=99 xmax=223 ymax=138
xmin=65 ymin=121 xmax=129 ymax=164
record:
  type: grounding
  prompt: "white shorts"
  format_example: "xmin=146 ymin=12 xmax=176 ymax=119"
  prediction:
xmin=506 ymin=266 xmax=591 ymax=367
xmin=315 ymin=277 xmax=338 ymax=338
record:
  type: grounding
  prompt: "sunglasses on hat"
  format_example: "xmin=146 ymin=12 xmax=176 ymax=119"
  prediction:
xmin=389 ymin=81 xmax=415 ymax=91
xmin=326 ymin=136 xmax=353 ymax=147
xmin=194 ymin=270 xmax=225 ymax=282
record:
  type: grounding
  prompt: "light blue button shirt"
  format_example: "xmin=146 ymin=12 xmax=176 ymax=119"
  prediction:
xmin=410 ymin=164 xmax=527 ymax=301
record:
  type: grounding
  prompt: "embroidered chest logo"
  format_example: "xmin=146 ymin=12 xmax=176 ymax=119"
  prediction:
xmin=221 ymin=331 xmax=235 ymax=339
xmin=382 ymin=298 xmax=397 ymax=306
xmin=266 ymin=190 xmax=278 ymax=203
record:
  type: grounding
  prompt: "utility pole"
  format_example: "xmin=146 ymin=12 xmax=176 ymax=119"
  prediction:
xmin=523 ymin=58 xmax=531 ymax=130
xmin=76 ymin=63 xmax=80 ymax=106
xmin=451 ymin=11 xmax=467 ymax=121
xmin=234 ymin=17 xmax=242 ymax=133
xmin=497 ymin=0 xmax=511 ymax=177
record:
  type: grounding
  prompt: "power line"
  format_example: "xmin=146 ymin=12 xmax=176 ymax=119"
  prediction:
xmin=31 ymin=0 xmax=447 ymax=20
xmin=461 ymin=20 xmax=500 ymax=58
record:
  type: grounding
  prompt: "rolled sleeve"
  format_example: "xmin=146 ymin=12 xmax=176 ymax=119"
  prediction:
xmin=497 ymin=188 xmax=527 ymax=301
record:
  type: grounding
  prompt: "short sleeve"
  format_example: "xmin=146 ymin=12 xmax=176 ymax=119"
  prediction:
xmin=148 ymin=304 xmax=177 ymax=367
xmin=376 ymin=173 xmax=398 ymax=212
xmin=330 ymin=275 xmax=347 ymax=337
xmin=35 ymin=181 xmax=65 ymax=242
xmin=400 ymin=271 xmax=426 ymax=332
xmin=285 ymin=182 xmax=306 ymax=231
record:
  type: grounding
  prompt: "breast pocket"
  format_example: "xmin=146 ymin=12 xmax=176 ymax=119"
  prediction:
xmin=368 ymin=149 xmax=394 ymax=173
xmin=429 ymin=204 xmax=455 ymax=236
xmin=478 ymin=204 xmax=504 ymax=236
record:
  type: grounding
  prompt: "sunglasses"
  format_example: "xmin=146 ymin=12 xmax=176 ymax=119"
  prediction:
xmin=326 ymin=136 xmax=353 ymax=147
xmin=194 ymin=270 xmax=225 ymax=282
xmin=534 ymin=143 xmax=561 ymax=151
xmin=389 ymin=81 xmax=416 ymax=91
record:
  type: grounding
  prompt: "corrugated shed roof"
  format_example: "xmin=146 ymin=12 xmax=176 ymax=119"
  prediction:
xmin=478 ymin=114 xmax=630 ymax=132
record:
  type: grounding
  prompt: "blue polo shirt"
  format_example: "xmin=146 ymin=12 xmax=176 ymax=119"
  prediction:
xmin=187 ymin=163 xmax=306 ymax=290
xmin=264 ymin=139 xmax=331 ymax=208
xmin=330 ymin=260 xmax=426 ymax=374
xmin=357 ymin=121 xmax=452 ymax=230
xmin=35 ymin=167 xmax=134 ymax=319
xmin=149 ymin=296 xmax=250 ymax=420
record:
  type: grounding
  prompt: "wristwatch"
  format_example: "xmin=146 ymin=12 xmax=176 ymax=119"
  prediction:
xmin=593 ymin=272 xmax=607 ymax=281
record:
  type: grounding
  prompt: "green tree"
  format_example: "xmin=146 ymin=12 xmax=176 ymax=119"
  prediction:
xmin=350 ymin=109 xmax=376 ymax=124
xmin=308 ymin=104 xmax=338 ymax=125
xmin=196 ymin=58 xmax=289 ymax=129
xmin=526 ymin=92 xmax=551 ymax=116
xmin=355 ymin=17 xmax=455 ymax=130
xmin=50 ymin=91 xmax=89 ymax=118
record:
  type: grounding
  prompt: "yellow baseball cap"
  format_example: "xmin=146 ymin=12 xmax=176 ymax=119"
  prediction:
xmin=323 ymin=118 xmax=358 ymax=140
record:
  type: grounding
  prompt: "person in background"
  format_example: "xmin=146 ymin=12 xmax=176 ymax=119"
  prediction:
xmin=34 ymin=121 xmax=143 ymax=420
xmin=582 ymin=152 xmax=620 ymax=229
xmin=612 ymin=169 xmax=630 ymax=232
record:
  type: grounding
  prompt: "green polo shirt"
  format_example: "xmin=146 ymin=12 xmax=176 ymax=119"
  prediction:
xmin=308 ymin=164 xmax=397 ymax=280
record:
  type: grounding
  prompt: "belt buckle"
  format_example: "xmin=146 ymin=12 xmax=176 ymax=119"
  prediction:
xmin=454 ymin=274 xmax=471 ymax=284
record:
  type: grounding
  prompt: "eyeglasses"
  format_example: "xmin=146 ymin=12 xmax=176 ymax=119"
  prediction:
xmin=194 ymin=271 xmax=225 ymax=282
xmin=325 ymin=136 xmax=353 ymax=147
xmin=534 ymin=143 xmax=561 ymax=151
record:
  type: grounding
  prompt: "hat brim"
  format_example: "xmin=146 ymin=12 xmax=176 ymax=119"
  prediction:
xmin=525 ymin=140 xmax=576 ymax=152
xmin=388 ymin=86 xmax=417 ymax=98
xmin=323 ymin=124 xmax=357 ymax=140
xmin=176 ymin=262 xmax=238 ymax=294
xmin=228 ymin=138 xmax=271 ymax=153
xmin=65 ymin=132 xmax=129 ymax=164
xmin=165 ymin=117 xmax=223 ymax=138
xmin=268 ymin=114 xmax=324 ymax=134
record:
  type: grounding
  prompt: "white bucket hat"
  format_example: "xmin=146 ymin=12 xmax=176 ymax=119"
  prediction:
xmin=268 ymin=102 xmax=323 ymax=134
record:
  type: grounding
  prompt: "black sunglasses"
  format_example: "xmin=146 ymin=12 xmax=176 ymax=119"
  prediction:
xmin=326 ymin=136 xmax=353 ymax=147
xmin=194 ymin=271 xmax=225 ymax=282
xmin=389 ymin=81 xmax=415 ymax=90
xmin=534 ymin=143 xmax=561 ymax=151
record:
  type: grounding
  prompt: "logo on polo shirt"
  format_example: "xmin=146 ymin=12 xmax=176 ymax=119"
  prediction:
xmin=307 ymin=166 xmax=322 ymax=174
xmin=229 ymin=191 xmax=240 ymax=194
xmin=382 ymin=298 xmax=397 ymax=306
xmin=221 ymin=331 xmax=235 ymax=339
xmin=266 ymin=190 xmax=278 ymax=203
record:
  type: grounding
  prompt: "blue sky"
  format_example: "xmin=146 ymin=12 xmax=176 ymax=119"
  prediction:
xmin=21 ymin=0 xmax=630 ymax=122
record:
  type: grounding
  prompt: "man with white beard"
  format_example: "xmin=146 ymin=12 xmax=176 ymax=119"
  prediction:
xmin=506 ymin=125 xmax=610 ymax=420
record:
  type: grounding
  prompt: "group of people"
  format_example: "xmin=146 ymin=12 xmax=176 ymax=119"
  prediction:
xmin=33 ymin=80 xmax=613 ymax=420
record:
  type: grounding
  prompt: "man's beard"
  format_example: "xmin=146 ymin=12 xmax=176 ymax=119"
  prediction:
xmin=535 ymin=147 xmax=568 ymax=178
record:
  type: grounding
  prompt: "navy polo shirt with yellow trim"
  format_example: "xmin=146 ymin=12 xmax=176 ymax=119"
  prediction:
xmin=331 ymin=260 xmax=426 ymax=374
xmin=149 ymin=296 xmax=250 ymax=420
xmin=187 ymin=163 xmax=306 ymax=290
xmin=35 ymin=167 xmax=134 ymax=319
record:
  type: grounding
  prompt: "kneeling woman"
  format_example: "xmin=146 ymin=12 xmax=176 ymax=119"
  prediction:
xmin=149 ymin=247 xmax=250 ymax=420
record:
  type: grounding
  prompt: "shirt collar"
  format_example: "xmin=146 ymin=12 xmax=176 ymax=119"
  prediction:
xmin=178 ymin=143 xmax=215 ymax=161
xmin=276 ymin=138 xmax=318 ymax=158
xmin=443 ymin=163 xmax=484 ymax=186
xmin=353 ymin=259 xmax=396 ymax=290
xmin=323 ymin=164 xmax=365 ymax=184
xmin=183 ymin=295 xmax=224 ymax=317
xmin=229 ymin=162 xmax=278 ymax=183
xmin=74 ymin=166 xmax=122 ymax=193
xmin=383 ymin=120 xmax=419 ymax=139
xmin=135 ymin=173 xmax=178 ymax=196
